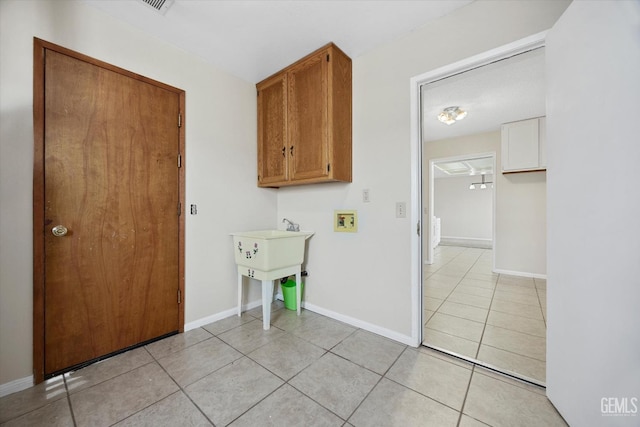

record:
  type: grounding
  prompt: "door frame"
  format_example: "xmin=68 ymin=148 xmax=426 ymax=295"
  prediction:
xmin=409 ymin=31 xmax=547 ymax=346
xmin=32 ymin=38 xmax=186 ymax=384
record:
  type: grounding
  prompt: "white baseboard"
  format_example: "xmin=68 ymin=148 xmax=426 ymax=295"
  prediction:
xmin=302 ymin=302 xmax=416 ymax=347
xmin=186 ymin=294 xmax=415 ymax=348
xmin=184 ymin=299 xmax=263 ymax=331
xmin=439 ymin=237 xmax=492 ymax=249
xmin=494 ymin=268 xmax=547 ymax=280
xmin=0 ymin=375 xmax=33 ymax=398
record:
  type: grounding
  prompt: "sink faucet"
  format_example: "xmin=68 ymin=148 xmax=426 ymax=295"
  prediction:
xmin=282 ymin=218 xmax=300 ymax=232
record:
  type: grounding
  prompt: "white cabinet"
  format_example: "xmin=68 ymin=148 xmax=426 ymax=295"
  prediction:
xmin=501 ymin=117 xmax=546 ymax=173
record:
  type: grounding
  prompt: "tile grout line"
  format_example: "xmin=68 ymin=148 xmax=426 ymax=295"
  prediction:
xmin=61 ymin=371 xmax=78 ymax=427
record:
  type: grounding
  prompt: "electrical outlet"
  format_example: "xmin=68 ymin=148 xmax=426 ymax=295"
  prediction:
xmin=362 ymin=189 xmax=370 ymax=203
xmin=396 ymin=202 xmax=406 ymax=218
xmin=190 ymin=204 xmax=197 ymax=215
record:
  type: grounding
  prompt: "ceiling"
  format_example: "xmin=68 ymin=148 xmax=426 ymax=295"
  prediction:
xmin=434 ymin=157 xmax=493 ymax=179
xmin=422 ymin=46 xmax=546 ymax=143
xmin=84 ymin=0 xmax=473 ymax=83
xmin=83 ymin=0 xmax=545 ymax=153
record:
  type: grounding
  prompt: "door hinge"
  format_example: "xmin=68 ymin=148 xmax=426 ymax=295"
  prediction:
xmin=177 ymin=202 xmax=181 ymax=217
xmin=178 ymin=113 xmax=182 ymax=128
xmin=417 ymin=221 xmax=421 ymax=236
xmin=177 ymin=154 xmax=182 ymax=168
xmin=177 ymin=289 xmax=182 ymax=304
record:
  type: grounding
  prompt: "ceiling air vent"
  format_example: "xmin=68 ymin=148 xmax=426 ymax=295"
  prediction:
xmin=139 ymin=0 xmax=175 ymax=15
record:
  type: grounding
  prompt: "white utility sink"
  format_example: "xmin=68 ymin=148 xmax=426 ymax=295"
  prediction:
xmin=231 ymin=230 xmax=313 ymax=275
xmin=231 ymin=230 xmax=313 ymax=330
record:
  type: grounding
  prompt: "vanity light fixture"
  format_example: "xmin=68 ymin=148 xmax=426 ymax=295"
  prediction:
xmin=438 ymin=106 xmax=468 ymax=125
xmin=469 ymin=174 xmax=493 ymax=190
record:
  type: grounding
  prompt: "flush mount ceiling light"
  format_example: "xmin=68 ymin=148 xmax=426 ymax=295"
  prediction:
xmin=437 ymin=106 xmax=467 ymax=125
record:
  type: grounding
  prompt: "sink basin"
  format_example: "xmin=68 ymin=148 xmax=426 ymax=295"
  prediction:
xmin=231 ymin=230 xmax=313 ymax=272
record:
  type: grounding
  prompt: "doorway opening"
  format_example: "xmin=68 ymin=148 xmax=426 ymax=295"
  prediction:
xmin=410 ymin=32 xmax=547 ymax=386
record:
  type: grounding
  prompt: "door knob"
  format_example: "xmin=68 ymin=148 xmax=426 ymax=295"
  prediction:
xmin=52 ymin=225 xmax=68 ymax=237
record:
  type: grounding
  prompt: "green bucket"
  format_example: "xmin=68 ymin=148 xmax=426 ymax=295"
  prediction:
xmin=281 ymin=279 xmax=303 ymax=311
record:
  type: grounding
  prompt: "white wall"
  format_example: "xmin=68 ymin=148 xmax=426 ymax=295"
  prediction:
xmin=546 ymin=1 xmax=640 ymax=425
xmin=0 ymin=0 xmax=275 ymax=387
xmin=277 ymin=1 xmax=568 ymax=341
xmin=434 ymin=174 xmax=493 ymax=244
xmin=425 ymin=131 xmax=546 ymax=276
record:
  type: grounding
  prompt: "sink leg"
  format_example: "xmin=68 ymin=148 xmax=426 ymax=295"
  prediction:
xmin=296 ymin=267 xmax=302 ymax=316
xmin=261 ymin=279 xmax=272 ymax=330
xmin=237 ymin=273 xmax=243 ymax=317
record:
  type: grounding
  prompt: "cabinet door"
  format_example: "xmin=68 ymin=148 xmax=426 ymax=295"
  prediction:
xmin=288 ymin=52 xmax=329 ymax=181
xmin=257 ymin=73 xmax=288 ymax=186
xmin=501 ymin=118 xmax=540 ymax=172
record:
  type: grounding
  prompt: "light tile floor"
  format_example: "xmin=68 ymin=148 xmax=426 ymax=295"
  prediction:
xmin=0 ymin=301 xmax=566 ymax=426
xmin=423 ymin=246 xmax=547 ymax=384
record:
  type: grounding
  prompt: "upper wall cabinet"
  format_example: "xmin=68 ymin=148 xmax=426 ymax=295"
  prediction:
xmin=257 ymin=43 xmax=352 ymax=187
xmin=501 ymin=116 xmax=546 ymax=173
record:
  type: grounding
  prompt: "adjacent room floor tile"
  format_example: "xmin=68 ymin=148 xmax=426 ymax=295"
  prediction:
xmin=289 ymin=352 xmax=380 ymax=419
xmin=481 ymin=325 xmax=546 ymax=361
xmin=490 ymin=299 xmax=543 ymax=320
xmin=493 ymin=290 xmax=541 ymax=306
xmin=425 ymin=312 xmax=484 ymax=342
xmin=477 ymin=345 xmax=546 ymax=383
xmin=452 ymin=285 xmax=494 ymax=299
xmin=423 ymin=246 xmax=547 ymax=384
xmin=445 ymin=292 xmax=492 ymax=309
xmin=486 ymin=310 xmax=546 ymax=338
xmin=438 ymin=301 xmax=489 ymax=323
xmin=349 ymin=378 xmax=460 ymax=427
xmin=423 ymin=328 xmax=479 ymax=359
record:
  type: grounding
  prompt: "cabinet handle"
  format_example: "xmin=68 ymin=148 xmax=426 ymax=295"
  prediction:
xmin=282 ymin=146 xmax=286 ymax=157
xmin=290 ymin=145 xmax=294 ymax=156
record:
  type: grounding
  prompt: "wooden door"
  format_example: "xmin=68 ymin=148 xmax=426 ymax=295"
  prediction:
xmin=257 ymin=73 xmax=288 ymax=186
xmin=288 ymin=52 xmax=330 ymax=181
xmin=33 ymin=39 xmax=185 ymax=380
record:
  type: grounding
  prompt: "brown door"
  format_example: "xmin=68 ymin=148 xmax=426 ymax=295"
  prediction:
xmin=34 ymin=40 xmax=184 ymax=379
